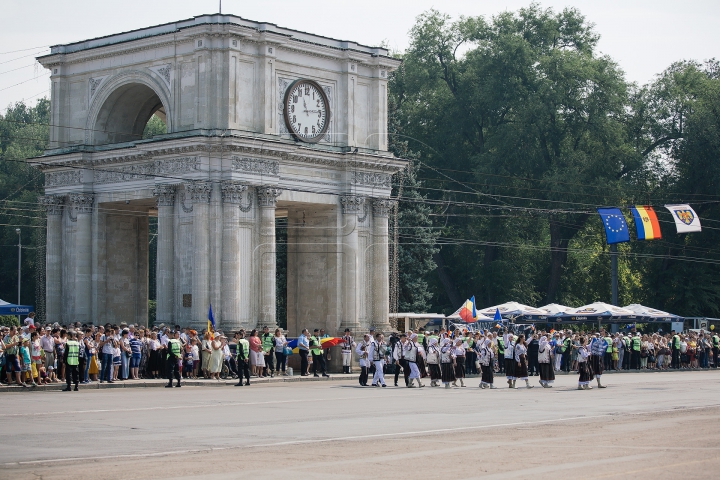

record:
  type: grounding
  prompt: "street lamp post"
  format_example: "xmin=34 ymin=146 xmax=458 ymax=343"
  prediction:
xmin=16 ymin=228 xmax=21 ymax=320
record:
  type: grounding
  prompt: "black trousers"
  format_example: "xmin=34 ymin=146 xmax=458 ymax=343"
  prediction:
xmin=622 ymin=350 xmax=631 ymax=369
xmin=299 ymin=350 xmax=309 ymax=374
xmin=359 ymin=366 xmax=369 ymax=386
xmin=631 ymin=350 xmax=641 ymax=370
xmin=498 ymin=354 xmax=505 ymax=372
xmin=166 ymin=357 xmax=180 ymax=383
xmin=237 ymin=358 xmax=250 ymax=383
xmin=528 ymin=357 xmax=539 ymax=376
xmin=263 ymin=353 xmax=274 ymax=374
xmin=713 ymin=348 xmax=719 ymax=368
xmin=312 ymin=352 xmax=326 ymax=375
xmin=562 ymin=351 xmax=572 ymax=372
xmin=65 ymin=364 xmax=79 ymax=388
xmin=604 ymin=352 xmax=613 ymax=370
xmin=394 ymin=359 xmax=409 ymax=385
xmin=671 ymin=348 xmax=680 ymax=369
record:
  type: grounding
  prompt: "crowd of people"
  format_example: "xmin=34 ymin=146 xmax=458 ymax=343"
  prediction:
xmin=2 ymin=312 xmax=718 ymax=392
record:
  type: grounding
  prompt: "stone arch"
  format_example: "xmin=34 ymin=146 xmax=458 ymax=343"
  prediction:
xmin=86 ymin=70 xmax=172 ymax=145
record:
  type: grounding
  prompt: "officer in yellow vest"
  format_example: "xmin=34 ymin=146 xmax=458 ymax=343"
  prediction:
xmin=671 ymin=330 xmax=681 ymax=369
xmin=310 ymin=329 xmax=329 ymax=377
xmin=234 ymin=329 xmax=251 ymax=386
xmin=261 ymin=326 xmax=275 ymax=377
xmin=712 ymin=332 xmax=720 ymax=369
xmin=63 ymin=331 xmax=81 ymax=391
xmin=165 ymin=330 xmax=182 ymax=388
xmin=631 ymin=332 xmax=642 ymax=370
xmin=603 ymin=331 xmax=613 ymax=370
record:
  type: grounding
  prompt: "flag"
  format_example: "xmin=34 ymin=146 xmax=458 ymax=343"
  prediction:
xmin=630 ymin=206 xmax=662 ymax=240
xmin=665 ymin=204 xmax=701 ymax=233
xmin=597 ymin=208 xmax=630 ymax=244
xmin=471 ymin=295 xmax=477 ymax=320
xmin=453 ymin=298 xmax=477 ymax=323
xmin=207 ymin=304 xmax=216 ymax=338
xmin=493 ymin=308 xmax=502 ymax=323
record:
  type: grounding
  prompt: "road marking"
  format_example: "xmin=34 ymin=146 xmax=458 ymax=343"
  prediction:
xmin=4 ymin=403 xmax=718 ymax=466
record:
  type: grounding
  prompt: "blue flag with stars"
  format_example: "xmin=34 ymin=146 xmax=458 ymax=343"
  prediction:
xmin=597 ymin=208 xmax=630 ymax=244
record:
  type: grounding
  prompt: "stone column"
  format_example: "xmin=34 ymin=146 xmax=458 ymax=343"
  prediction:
xmin=220 ymin=182 xmax=248 ymax=331
xmin=41 ymin=195 xmax=64 ymax=324
xmin=340 ymin=195 xmax=364 ymax=333
xmin=257 ymin=186 xmax=281 ymax=329
xmin=186 ymin=183 xmax=212 ymax=329
xmin=69 ymin=193 xmax=94 ymax=324
xmin=153 ymin=185 xmax=176 ymax=325
xmin=372 ymin=199 xmax=393 ymax=331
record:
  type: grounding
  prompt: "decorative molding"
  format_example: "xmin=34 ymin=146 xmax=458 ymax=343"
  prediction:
xmin=150 ymin=64 xmax=172 ymax=86
xmin=358 ymin=201 xmax=370 ymax=223
xmin=185 ymin=182 xmax=211 ymax=204
xmin=372 ymin=198 xmax=395 ymax=217
xmin=341 ymin=195 xmax=365 ymax=214
xmin=256 ymin=187 xmax=282 ymax=208
xmin=351 ymin=171 xmax=391 ymax=188
xmin=39 ymin=195 xmax=64 ymax=215
xmin=155 ymin=157 xmax=199 ymax=175
xmin=179 ymin=192 xmax=193 ymax=213
xmin=220 ymin=182 xmax=247 ymax=203
xmin=152 ymin=184 xmax=176 ymax=207
xmin=45 ymin=170 xmax=83 ymax=187
xmin=69 ymin=193 xmax=95 ymax=218
xmin=89 ymin=77 xmax=104 ymax=97
xmin=94 ymin=162 xmax=154 ymax=184
xmin=231 ymin=156 xmax=279 ymax=175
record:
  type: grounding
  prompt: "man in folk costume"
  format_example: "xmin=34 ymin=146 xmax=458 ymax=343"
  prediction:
xmin=589 ymin=333 xmax=608 ymax=388
xmin=503 ymin=329 xmax=516 ymax=388
xmin=513 ymin=334 xmax=533 ymax=389
xmin=392 ymin=333 xmax=410 ymax=387
xmin=341 ymin=328 xmax=355 ymax=374
xmin=439 ymin=338 xmax=456 ymax=389
xmin=577 ymin=337 xmax=594 ymax=390
xmin=355 ymin=334 xmax=371 ymax=386
xmin=478 ymin=338 xmax=497 ymax=389
xmin=404 ymin=332 xmax=425 ymax=388
xmin=538 ymin=332 xmax=555 ymax=388
xmin=426 ymin=337 xmax=442 ymax=387
xmin=452 ymin=337 xmax=466 ymax=387
xmin=368 ymin=333 xmax=387 ymax=387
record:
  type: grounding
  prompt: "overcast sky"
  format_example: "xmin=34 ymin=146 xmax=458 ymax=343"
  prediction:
xmin=1 ymin=0 xmax=718 ymax=109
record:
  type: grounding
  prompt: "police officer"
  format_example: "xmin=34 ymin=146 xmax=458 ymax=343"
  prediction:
xmin=261 ymin=326 xmax=275 ymax=377
xmin=235 ymin=329 xmax=251 ymax=386
xmin=671 ymin=330 xmax=681 ymax=369
xmin=63 ymin=331 xmax=81 ymax=391
xmin=712 ymin=331 xmax=720 ymax=369
xmin=165 ymin=330 xmax=182 ymax=388
xmin=631 ymin=332 xmax=642 ymax=370
xmin=310 ymin=329 xmax=328 ymax=377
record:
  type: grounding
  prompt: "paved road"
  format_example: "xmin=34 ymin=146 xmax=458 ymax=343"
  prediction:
xmin=2 ymin=371 xmax=720 ymax=479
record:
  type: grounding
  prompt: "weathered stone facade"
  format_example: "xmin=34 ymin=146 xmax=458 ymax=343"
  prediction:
xmin=33 ymin=14 xmax=405 ymax=333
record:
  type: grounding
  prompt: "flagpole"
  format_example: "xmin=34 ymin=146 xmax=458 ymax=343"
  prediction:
xmin=611 ymin=243 xmax=618 ymax=306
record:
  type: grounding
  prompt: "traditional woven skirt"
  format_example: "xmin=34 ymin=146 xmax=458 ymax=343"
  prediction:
xmin=481 ymin=363 xmax=494 ymax=384
xmin=504 ymin=358 xmax=516 ymax=378
xmin=590 ymin=355 xmax=604 ymax=376
xmin=428 ymin=363 xmax=441 ymax=380
xmin=538 ymin=362 xmax=555 ymax=382
xmin=440 ymin=362 xmax=456 ymax=383
xmin=454 ymin=356 xmax=466 ymax=378
xmin=578 ymin=361 xmax=594 ymax=383
xmin=515 ymin=355 xmax=529 ymax=380
xmin=417 ymin=356 xmax=428 ymax=378
xmin=88 ymin=355 xmax=99 ymax=375
xmin=148 ymin=349 xmax=162 ymax=372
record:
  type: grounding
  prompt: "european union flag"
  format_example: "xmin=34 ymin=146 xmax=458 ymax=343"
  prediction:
xmin=597 ymin=208 xmax=630 ymax=244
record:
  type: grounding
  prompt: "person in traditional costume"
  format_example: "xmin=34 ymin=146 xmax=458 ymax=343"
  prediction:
xmin=577 ymin=337 xmax=594 ymax=390
xmin=503 ymin=330 xmax=516 ymax=388
xmin=514 ymin=334 xmax=533 ymax=389
xmin=404 ymin=332 xmax=425 ymax=388
xmin=440 ymin=338 xmax=456 ymax=389
xmin=452 ymin=337 xmax=466 ymax=387
xmin=538 ymin=333 xmax=555 ymax=388
xmin=426 ymin=337 xmax=442 ymax=387
xmin=589 ymin=333 xmax=608 ymax=389
xmin=356 ymin=334 xmax=371 ymax=386
xmin=478 ymin=338 xmax=497 ymax=389
xmin=368 ymin=333 xmax=387 ymax=387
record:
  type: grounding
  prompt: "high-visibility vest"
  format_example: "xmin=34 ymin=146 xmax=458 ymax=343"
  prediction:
xmin=497 ymin=338 xmax=505 ymax=354
xmin=167 ymin=339 xmax=181 ymax=359
xmin=713 ymin=335 xmax=719 ymax=348
xmin=632 ymin=337 xmax=641 ymax=351
xmin=261 ymin=333 xmax=274 ymax=352
xmin=236 ymin=339 xmax=249 ymax=360
xmin=672 ymin=335 xmax=680 ymax=349
xmin=310 ymin=336 xmax=322 ymax=355
xmin=66 ymin=340 xmax=79 ymax=366
xmin=604 ymin=337 xmax=613 ymax=353
xmin=417 ymin=333 xmax=425 ymax=345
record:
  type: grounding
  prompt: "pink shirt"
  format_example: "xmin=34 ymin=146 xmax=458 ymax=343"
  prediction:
xmin=249 ymin=336 xmax=262 ymax=353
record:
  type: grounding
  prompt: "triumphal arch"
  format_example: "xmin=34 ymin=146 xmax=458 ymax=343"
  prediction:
xmin=34 ymin=14 xmax=404 ymax=334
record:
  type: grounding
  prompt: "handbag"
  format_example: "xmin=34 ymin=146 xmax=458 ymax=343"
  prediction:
xmin=283 ymin=346 xmax=293 ymax=356
xmin=648 ymin=354 xmax=656 ymax=363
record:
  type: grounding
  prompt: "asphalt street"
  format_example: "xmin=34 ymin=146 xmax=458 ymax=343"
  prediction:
xmin=1 ymin=370 xmax=719 ymax=479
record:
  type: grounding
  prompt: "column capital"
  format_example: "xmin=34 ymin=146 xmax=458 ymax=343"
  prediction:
xmin=153 ymin=184 xmax=177 ymax=207
xmin=39 ymin=194 xmax=65 ymax=215
xmin=69 ymin=193 xmax=94 ymax=214
xmin=372 ymin=198 xmax=395 ymax=217
xmin=340 ymin=195 xmax=365 ymax=214
xmin=185 ymin=182 xmax=212 ymax=204
xmin=220 ymin=182 xmax=249 ymax=204
xmin=257 ymin=186 xmax=282 ymax=208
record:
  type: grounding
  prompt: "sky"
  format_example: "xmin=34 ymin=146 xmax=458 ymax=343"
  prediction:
xmin=1 ymin=0 xmax=719 ymax=109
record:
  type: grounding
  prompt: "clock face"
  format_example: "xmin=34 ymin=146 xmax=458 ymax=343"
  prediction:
xmin=283 ymin=79 xmax=330 ymax=143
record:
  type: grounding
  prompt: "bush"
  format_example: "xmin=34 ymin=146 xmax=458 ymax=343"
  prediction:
xmin=0 ymin=315 xmax=20 ymax=327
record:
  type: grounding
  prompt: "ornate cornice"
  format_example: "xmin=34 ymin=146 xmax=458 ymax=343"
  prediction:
xmin=39 ymin=195 xmax=65 ymax=215
xmin=341 ymin=195 xmax=365 ymax=214
xmin=257 ymin=187 xmax=282 ymax=208
xmin=220 ymin=182 xmax=248 ymax=203
xmin=45 ymin=170 xmax=83 ymax=187
xmin=372 ymin=198 xmax=395 ymax=218
xmin=231 ymin=156 xmax=279 ymax=175
xmin=351 ymin=171 xmax=391 ymax=188
xmin=153 ymin=184 xmax=176 ymax=207
xmin=185 ymin=182 xmax=212 ymax=204
xmin=69 ymin=193 xmax=94 ymax=215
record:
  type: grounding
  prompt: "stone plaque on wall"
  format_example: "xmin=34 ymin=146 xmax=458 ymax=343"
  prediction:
xmin=182 ymin=294 xmax=192 ymax=308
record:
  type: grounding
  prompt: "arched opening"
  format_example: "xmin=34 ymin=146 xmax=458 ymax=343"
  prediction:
xmin=93 ymin=83 xmax=167 ymax=145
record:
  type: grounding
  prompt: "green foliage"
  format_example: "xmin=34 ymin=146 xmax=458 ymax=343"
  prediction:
xmin=142 ymin=114 xmax=166 ymax=139
xmin=0 ymin=315 xmax=20 ymax=327
xmin=148 ymin=300 xmax=156 ymax=327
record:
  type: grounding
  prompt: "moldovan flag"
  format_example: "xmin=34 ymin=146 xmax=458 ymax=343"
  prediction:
xmin=453 ymin=297 xmax=477 ymax=323
xmin=630 ymin=206 xmax=662 ymax=240
xmin=665 ymin=204 xmax=702 ymax=233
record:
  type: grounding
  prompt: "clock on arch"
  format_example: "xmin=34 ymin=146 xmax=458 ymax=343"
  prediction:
xmin=283 ymin=79 xmax=330 ymax=143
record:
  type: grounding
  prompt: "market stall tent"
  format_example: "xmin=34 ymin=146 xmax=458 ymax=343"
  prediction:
xmin=0 ymin=299 xmax=34 ymax=315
